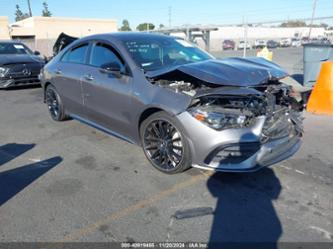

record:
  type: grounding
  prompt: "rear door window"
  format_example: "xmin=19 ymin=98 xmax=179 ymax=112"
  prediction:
xmin=62 ymin=44 xmax=89 ymax=64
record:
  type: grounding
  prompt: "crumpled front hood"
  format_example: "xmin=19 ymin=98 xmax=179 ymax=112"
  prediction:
xmin=0 ymin=54 xmax=44 ymax=66
xmin=146 ymin=57 xmax=288 ymax=87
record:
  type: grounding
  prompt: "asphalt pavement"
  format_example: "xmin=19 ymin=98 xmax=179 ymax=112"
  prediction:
xmin=0 ymin=48 xmax=332 ymax=244
xmin=212 ymin=47 xmax=303 ymax=80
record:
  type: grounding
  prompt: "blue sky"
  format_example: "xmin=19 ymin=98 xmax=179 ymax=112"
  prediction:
xmin=1 ymin=0 xmax=333 ymax=28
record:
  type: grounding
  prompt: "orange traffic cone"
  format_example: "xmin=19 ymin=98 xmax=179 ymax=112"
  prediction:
xmin=307 ymin=61 xmax=333 ymax=115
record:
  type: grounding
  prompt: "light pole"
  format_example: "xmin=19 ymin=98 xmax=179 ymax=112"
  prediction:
xmin=309 ymin=0 xmax=318 ymax=38
xmin=168 ymin=6 xmax=172 ymax=27
xmin=243 ymin=16 xmax=248 ymax=58
xmin=27 ymin=0 xmax=33 ymax=17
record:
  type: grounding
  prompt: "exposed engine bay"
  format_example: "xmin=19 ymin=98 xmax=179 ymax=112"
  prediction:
xmin=150 ymin=77 xmax=303 ymax=140
xmin=152 ymin=79 xmax=197 ymax=96
xmin=147 ymin=57 xmax=303 ymax=142
xmin=151 ymin=77 xmax=303 ymax=112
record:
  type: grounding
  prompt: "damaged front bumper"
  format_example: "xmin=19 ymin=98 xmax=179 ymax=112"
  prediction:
xmin=177 ymin=111 xmax=302 ymax=172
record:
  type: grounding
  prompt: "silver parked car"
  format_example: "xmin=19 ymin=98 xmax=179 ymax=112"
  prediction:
xmin=41 ymin=33 xmax=303 ymax=174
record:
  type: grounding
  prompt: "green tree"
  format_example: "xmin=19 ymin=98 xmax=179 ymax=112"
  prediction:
xmin=119 ymin=19 xmax=132 ymax=31
xmin=311 ymin=22 xmax=329 ymax=28
xmin=15 ymin=4 xmax=29 ymax=22
xmin=136 ymin=23 xmax=155 ymax=31
xmin=42 ymin=2 xmax=52 ymax=17
xmin=280 ymin=21 xmax=306 ymax=27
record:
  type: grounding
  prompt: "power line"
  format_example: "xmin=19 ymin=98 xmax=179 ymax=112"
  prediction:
xmin=212 ymin=15 xmax=333 ymax=27
xmin=169 ymin=1 xmax=333 ymax=18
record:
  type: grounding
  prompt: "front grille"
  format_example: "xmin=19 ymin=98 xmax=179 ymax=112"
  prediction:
xmin=12 ymin=76 xmax=40 ymax=85
xmin=205 ymin=142 xmax=261 ymax=165
xmin=2 ymin=62 xmax=42 ymax=86
xmin=6 ymin=63 xmax=42 ymax=77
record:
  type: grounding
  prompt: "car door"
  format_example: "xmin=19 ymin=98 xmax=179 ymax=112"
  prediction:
xmin=81 ymin=41 xmax=134 ymax=138
xmin=53 ymin=43 xmax=90 ymax=117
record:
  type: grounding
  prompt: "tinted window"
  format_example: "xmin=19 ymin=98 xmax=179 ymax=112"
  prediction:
xmin=90 ymin=43 xmax=124 ymax=69
xmin=0 ymin=43 xmax=32 ymax=55
xmin=122 ymin=37 xmax=213 ymax=71
xmin=62 ymin=44 xmax=88 ymax=64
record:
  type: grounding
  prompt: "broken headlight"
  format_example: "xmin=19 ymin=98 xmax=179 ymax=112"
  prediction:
xmin=189 ymin=106 xmax=248 ymax=130
xmin=0 ymin=67 xmax=9 ymax=78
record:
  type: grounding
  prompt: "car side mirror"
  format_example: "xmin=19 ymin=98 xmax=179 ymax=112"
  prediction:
xmin=34 ymin=51 xmax=41 ymax=56
xmin=100 ymin=63 xmax=127 ymax=78
xmin=101 ymin=62 xmax=122 ymax=73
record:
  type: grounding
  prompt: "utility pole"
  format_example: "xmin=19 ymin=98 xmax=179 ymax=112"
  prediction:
xmin=243 ymin=16 xmax=248 ymax=58
xmin=309 ymin=0 xmax=318 ymax=38
xmin=168 ymin=6 xmax=172 ymax=27
xmin=27 ymin=0 xmax=32 ymax=17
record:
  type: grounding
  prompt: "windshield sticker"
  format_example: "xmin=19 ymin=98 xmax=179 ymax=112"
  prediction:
xmin=142 ymin=62 xmax=153 ymax=67
xmin=175 ymin=39 xmax=194 ymax=48
xmin=14 ymin=44 xmax=25 ymax=49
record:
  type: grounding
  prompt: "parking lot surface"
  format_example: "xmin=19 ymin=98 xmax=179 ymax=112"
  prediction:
xmin=213 ymin=47 xmax=303 ymax=79
xmin=0 ymin=48 xmax=333 ymax=243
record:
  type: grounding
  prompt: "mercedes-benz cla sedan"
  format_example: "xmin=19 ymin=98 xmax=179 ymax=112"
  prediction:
xmin=0 ymin=41 xmax=44 ymax=88
xmin=41 ymin=33 xmax=303 ymax=174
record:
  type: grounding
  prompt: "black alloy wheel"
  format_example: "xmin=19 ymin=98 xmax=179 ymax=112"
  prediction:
xmin=45 ymin=85 xmax=67 ymax=121
xmin=141 ymin=112 xmax=191 ymax=174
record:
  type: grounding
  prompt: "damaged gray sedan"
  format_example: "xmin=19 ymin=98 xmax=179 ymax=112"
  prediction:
xmin=41 ymin=33 xmax=303 ymax=174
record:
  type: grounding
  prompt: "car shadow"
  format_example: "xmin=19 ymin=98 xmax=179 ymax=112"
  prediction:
xmin=207 ymin=168 xmax=282 ymax=249
xmin=0 ymin=156 xmax=62 ymax=206
xmin=0 ymin=143 xmax=35 ymax=167
xmin=3 ymin=85 xmax=41 ymax=91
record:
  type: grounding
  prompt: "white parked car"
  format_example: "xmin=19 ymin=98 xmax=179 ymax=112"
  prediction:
xmin=237 ymin=41 xmax=251 ymax=50
xmin=291 ymin=38 xmax=301 ymax=47
xmin=254 ymin=39 xmax=267 ymax=49
xmin=280 ymin=38 xmax=292 ymax=47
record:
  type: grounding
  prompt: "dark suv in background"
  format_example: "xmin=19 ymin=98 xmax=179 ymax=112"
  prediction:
xmin=0 ymin=41 xmax=44 ymax=89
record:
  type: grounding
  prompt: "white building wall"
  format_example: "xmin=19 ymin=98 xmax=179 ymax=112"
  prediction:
xmin=210 ymin=26 xmax=326 ymax=51
xmin=0 ymin=16 xmax=10 ymax=40
xmin=171 ymin=26 xmax=326 ymax=51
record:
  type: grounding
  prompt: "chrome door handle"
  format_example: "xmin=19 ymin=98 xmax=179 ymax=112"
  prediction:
xmin=84 ymin=74 xmax=94 ymax=81
xmin=55 ymin=69 xmax=62 ymax=74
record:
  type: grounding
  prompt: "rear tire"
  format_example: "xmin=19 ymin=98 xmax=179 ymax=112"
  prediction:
xmin=140 ymin=111 xmax=191 ymax=174
xmin=45 ymin=85 xmax=68 ymax=121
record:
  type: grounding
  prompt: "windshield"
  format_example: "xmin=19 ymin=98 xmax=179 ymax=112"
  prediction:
xmin=122 ymin=36 xmax=213 ymax=71
xmin=0 ymin=43 xmax=32 ymax=55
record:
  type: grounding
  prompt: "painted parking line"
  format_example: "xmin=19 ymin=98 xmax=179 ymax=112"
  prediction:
xmin=295 ymin=169 xmax=306 ymax=175
xmin=61 ymin=172 xmax=212 ymax=242
xmin=279 ymin=164 xmax=308 ymax=176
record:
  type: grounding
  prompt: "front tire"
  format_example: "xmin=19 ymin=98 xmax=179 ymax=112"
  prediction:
xmin=45 ymin=85 xmax=67 ymax=121
xmin=140 ymin=111 xmax=191 ymax=174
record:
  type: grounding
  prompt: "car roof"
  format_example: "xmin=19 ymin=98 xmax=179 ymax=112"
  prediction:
xmin=0 ymin=40 xmax=24 ymax=44
xmin=80 ymin=32 xmax=177 ymax=43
